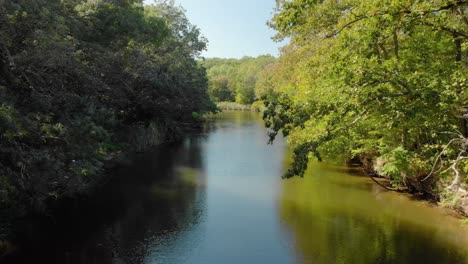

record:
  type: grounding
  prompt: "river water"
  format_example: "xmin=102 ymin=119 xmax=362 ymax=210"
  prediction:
xmin=3 ymin=111 xmax=468 ymax=264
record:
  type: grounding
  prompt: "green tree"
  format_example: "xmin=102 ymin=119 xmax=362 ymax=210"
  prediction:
xmin=208 ymin=76 xmax=233 ymax=102
xmin=0 ymin=0 xmax=215 ymax=218
xmin=260 ymin=0 xmax=468 ymax=197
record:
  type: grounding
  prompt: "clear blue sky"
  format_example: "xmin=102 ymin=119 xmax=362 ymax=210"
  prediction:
xmin=144 ymin=0 xmax=283 ymax=58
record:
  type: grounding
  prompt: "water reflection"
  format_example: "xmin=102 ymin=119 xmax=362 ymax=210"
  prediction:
xmin=4 ymin=136 xmax=208 ymax=264
xmin=4 ymin=111 xmax=292 ymax=264
xmin=279 ymin=162 xmax=468 ymax=264
xmin=144 ymin=112 xmax=292 ymax=264
xmin=4 ymin=112 xmax=468 ymax=264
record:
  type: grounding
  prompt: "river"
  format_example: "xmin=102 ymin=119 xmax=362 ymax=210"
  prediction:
xmin=3 ymin=111 xmax=468 ymax=264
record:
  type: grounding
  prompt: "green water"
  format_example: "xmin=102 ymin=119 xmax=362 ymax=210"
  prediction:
xmin=280 ymin=162 xmax=468 ymax=264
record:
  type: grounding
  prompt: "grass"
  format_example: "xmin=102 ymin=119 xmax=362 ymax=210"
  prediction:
xmin=216 ymin=101 xmax=252 ymax=111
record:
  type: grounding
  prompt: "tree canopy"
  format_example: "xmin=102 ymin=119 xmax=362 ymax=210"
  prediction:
xmin=259 ymin=0 xmax=468 ymax=197
xmin=0 ymin=0 xmax=215 ymax=216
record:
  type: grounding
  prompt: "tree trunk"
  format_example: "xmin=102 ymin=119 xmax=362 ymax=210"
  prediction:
xmin=393 ymin=28 xmax=399 ymax=59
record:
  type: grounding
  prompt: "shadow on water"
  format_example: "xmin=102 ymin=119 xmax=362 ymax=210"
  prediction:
xmin=3 ymin=112 xmax=468 ymax=264
xmin=2 ymin=136 xmax=208 ymax=264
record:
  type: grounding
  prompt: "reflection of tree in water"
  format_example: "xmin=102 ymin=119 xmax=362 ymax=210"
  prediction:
xmin=279 ymin=163 xmax=468 ymax=264
xmin=4 ymin=137 xmax=207 ymax=264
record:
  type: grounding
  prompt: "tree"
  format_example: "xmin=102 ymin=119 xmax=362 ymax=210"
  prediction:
xmin=260 ymin=0 xmax=468 ymax=197
xmin=0 ymin=0 xmax=215 ymax=218
xmin=208 ymin=76 xmax=233 ymax=102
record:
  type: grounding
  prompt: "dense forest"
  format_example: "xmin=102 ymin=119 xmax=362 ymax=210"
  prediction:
xmin=202 ymin=55 xmax=277 ymax=104
xmin=259 ymin=0 xmax=468 ymax=209
xmin=0 ymin=0 xmax=215 ymax=223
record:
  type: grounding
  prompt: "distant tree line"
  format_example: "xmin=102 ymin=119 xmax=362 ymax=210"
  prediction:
xmin=202 ymin=55 xmax=277 ymax=104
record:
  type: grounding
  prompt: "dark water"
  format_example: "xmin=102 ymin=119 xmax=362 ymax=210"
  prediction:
xmin=2 ymin=111 xmax=468 ymax=264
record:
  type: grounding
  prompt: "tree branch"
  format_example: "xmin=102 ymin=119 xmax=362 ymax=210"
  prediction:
xmin=421 ymin=138 xmax=462 ymax=182
xmin=365 ymin=78 xmax=413 ymax=98
xmin=325 ymin=0 xmax=468 ymax=38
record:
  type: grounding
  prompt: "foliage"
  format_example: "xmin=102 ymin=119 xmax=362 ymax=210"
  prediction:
xmin=201 ymin=55 xmax=277 ymax=104
xmin=260 ymin=0 xmax=468 ymax=195
xmin=0 ymin=0 xmax=215 ymax=216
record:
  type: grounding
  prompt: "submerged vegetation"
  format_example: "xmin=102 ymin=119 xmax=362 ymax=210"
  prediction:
xmin=258 ymin=0 xmax=468 ymax=209
xmin=0 ymin=0 xmax=215 ymax=220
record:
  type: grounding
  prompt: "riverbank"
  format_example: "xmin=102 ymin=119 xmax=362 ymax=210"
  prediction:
xmin=356 ymin=158 xmax=468 ymax=218
xmin=216 ymin=101 xmax=267 ymax=112
xmin=216 ymin=102 xmax=253 ymax=111
xmin=0 ymin=118 xmax=207 ymax=239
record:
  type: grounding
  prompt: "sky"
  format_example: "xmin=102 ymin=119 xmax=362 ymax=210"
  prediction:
xmin=144 ymin=0 xmax=284 ymax=59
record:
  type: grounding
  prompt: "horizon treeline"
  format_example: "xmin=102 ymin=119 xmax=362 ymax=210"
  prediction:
xmin=201 ymin=55 xmax=277 ymax=104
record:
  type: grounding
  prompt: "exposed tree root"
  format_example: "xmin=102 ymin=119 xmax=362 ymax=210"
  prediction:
xmin=446 ymin=150 xmax=468 ymax=194
xmin=421 ymin=133 xmax=467 ymax=196
xmin=368 ymin=174 xmax=401 ymax=192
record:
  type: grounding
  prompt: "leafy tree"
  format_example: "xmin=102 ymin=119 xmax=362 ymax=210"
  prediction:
xmin=0 ymin=0 xmax=215 ymax=217
xmin=260 ymin=0 xmax=468 ymax=197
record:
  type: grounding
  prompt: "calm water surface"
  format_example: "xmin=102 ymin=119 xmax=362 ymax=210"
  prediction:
xmin=3 ymin=112 xmax=468 ymax=264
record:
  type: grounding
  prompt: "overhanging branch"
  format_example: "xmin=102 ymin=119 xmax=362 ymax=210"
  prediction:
xmin=326 ymin=0 xmax=468 ymax=38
